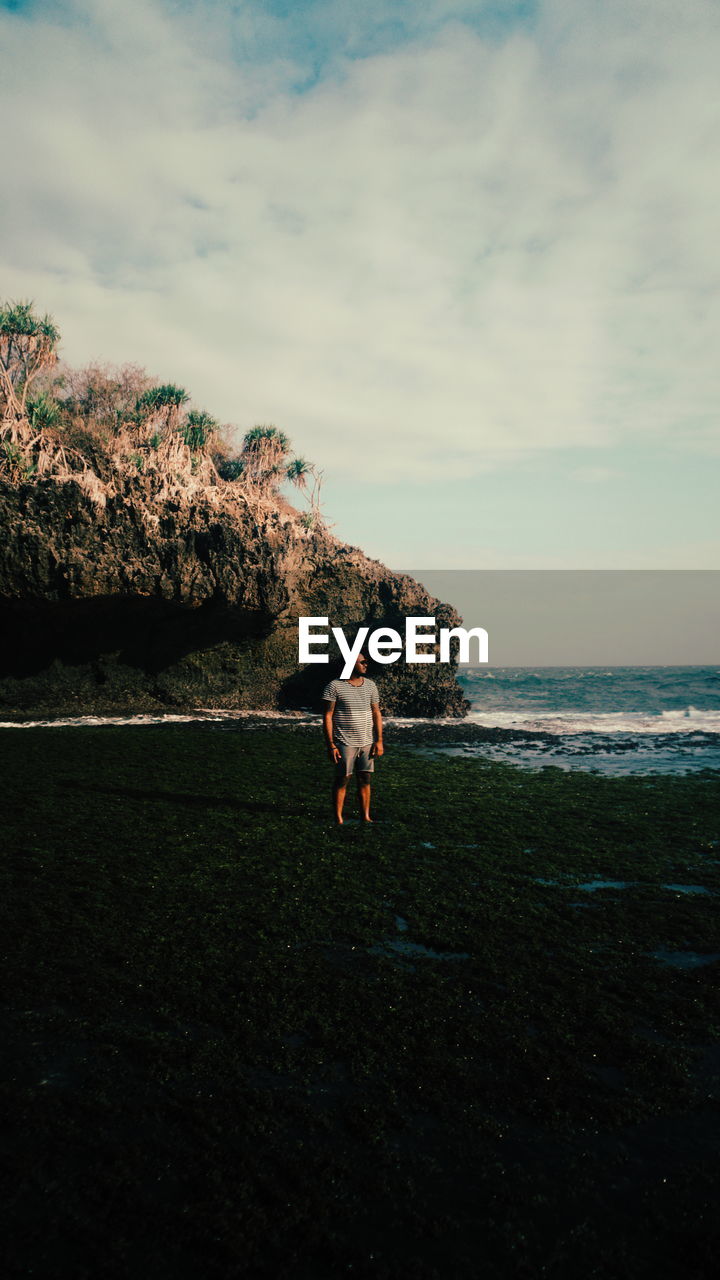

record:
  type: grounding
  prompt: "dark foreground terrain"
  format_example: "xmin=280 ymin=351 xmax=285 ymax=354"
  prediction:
xmin=2 ymin=722 xmax=719 ymax=1279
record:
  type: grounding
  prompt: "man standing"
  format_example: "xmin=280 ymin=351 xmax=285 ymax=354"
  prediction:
xmin=322 ymin=652 xmax=384 ymax=825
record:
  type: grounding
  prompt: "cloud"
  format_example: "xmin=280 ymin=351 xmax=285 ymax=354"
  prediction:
xmin=1 ymin=0 xmax=719 ymax=481
xmin=571 ymin=466 xmax=619 ymax=484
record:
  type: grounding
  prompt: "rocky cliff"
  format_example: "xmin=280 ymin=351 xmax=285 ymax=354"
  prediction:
xmin=0 ymin=474 xmax=469 ymax=720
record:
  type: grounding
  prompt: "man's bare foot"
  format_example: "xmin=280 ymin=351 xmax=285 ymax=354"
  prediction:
xmin=362 ymin=816 xmax=373 ymax=823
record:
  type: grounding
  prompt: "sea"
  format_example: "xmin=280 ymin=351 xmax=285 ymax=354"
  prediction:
xmin=452 ymin=665 xmax=720 ymax=776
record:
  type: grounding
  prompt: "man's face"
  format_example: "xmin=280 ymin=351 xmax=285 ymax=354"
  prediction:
xmin=353 ymin=654 xmax=368 ymax=677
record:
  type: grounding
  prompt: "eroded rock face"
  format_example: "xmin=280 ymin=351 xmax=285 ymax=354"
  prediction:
xmin=0 ymin=475 xmax=469 ymax=720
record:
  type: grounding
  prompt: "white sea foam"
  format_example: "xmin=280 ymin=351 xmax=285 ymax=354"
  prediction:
xmin=463 ymin=708 xmax=720 ymax=735
xmin=4 ymin=706 xmax=719 ymax=737
xmin=0 ymin=709 xmax=315 ymax=729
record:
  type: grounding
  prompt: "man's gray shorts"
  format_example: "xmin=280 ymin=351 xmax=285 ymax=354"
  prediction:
xmin=336 ymin=743 xmax=375 ymax=776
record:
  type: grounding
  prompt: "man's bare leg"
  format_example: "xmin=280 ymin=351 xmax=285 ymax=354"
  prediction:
xmin=333 ymin=772 xmax=349 ymax=824
xmin=356 ymin=770 xmax=373 ymax=822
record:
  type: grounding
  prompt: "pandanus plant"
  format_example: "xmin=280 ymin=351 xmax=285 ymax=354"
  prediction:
xmin=0 ymin=300 xmax=60 ymax=435
xmin=286 ymin=454 xmax=324 ymax=525
xmin=238 ymin=425 xmax=291 ymax=491
xmin=135 ymin=383 xmax=190 ymax=435
xmin=181 ymin=410 xmax=219 ymax=452
xmin=26 ymin=391 xmax=62 ymax=433
xmin=286 ymin=456 xmax=312 ymax=490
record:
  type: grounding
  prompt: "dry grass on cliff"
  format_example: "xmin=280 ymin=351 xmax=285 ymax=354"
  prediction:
xmin=1 ymin=301 xmax=326 ymax=532
xmin=1 ymin=359 xmax=322 ymax=531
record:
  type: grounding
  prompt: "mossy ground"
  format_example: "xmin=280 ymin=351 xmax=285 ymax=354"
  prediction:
xmin=2 ymin=724 xmax=719 ymax=1279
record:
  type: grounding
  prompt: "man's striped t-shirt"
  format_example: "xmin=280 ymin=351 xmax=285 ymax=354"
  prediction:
xmin=322 ymin=678 xmax=380 ymax=747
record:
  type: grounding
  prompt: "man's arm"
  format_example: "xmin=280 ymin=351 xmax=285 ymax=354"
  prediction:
xmin=322 ymin=700 xmax=341 ymax=763
xmin=370 ymin=702 xmax=384 ymax=758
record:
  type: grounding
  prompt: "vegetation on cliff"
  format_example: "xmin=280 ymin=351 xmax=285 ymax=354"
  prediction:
xmin=0 ymin=298 xmax=322 ymax=526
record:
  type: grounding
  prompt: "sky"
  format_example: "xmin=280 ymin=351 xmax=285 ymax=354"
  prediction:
xmin=1 ymin=0 xmax=719 ymax=568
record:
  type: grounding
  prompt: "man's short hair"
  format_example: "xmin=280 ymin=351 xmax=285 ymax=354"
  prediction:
xmin=331 ymin=650 xmax=370 ymax=679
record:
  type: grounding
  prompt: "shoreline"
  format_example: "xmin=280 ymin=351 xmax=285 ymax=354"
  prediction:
xmin=1 ymin=710 xmax=718 ymax=779
xmin=0 ymin=705 xmax=556 ymax=742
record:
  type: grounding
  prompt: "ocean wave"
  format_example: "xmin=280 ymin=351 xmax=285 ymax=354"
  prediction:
xmin=464 ymin=708 xmax=720 ymax=735
xmin=5 ymin=705 xmax=719 ymax=736
xmin=462 ymin=667 xmax=645 ymax=682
